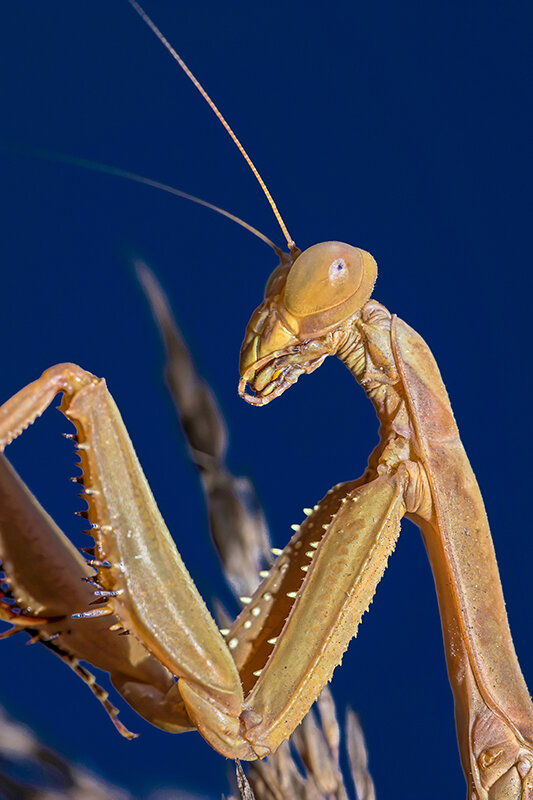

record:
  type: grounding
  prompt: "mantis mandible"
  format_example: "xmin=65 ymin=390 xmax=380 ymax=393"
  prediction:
xmin=2 ymin=1 xmax=528 ymax=800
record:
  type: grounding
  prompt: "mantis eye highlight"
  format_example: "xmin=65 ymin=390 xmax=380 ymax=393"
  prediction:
xmin=328 ymin=258 xmax=347 ymax=282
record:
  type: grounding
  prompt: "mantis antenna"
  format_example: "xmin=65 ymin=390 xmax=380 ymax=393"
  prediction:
xmin=5 ymin=145 xmax=283 ymax=257
xmin=127 ymin=0 xmax=297 ymax=254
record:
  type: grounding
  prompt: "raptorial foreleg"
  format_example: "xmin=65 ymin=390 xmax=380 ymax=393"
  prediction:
xmin=0 ymin=364 xmax=252 ymax=757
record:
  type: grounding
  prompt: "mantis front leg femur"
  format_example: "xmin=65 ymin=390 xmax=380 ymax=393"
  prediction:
xmin=1 ymin=241 xmax=532 ymax=798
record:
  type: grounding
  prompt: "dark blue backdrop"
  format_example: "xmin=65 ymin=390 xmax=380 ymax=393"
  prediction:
xmin=1 ymin=2 xmax=531 ymax=798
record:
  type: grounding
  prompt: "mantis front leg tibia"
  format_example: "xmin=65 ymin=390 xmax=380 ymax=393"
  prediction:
xmin=0 ymin=361 xmax=408 ymax=759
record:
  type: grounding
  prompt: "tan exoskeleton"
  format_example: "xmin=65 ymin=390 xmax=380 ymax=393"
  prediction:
xmin=238 ymin=241 xmax=533 ymax=798
xmin=0 ymin=3 xmax=532 ymax=799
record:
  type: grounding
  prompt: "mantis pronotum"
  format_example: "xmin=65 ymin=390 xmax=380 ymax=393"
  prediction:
xmin=1 ymin=2 xmax=531 ymax=798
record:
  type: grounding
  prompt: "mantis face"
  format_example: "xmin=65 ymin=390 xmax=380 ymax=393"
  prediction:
xmin=239 ymin=241 xmax=377 ymax=405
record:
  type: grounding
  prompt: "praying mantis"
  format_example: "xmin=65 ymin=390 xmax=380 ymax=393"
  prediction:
xmin=1 ymin=2 xmax=532 ymax=798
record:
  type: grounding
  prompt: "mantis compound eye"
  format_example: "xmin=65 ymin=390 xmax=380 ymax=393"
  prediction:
xmin=283 ymin=241 xmax=378 ymax=334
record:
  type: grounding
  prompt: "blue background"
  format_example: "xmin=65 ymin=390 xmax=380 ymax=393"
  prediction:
xmin=0 ymin=2 xmax=531 ymax=798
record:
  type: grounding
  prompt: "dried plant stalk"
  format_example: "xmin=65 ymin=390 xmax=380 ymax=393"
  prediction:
xmin=0 ymin=705 xmax=130 ymax=800
xmin=345 ymin=710 xmax=376 ymax=800
xmin=137 ymin=260 xmax=272 ymax=599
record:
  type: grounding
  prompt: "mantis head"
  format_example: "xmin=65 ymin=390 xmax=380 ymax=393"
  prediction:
xmin=239 ymin=242 xmax=377 ymax=405
xmin=122 ymin=10 xmax=377 ymax=409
